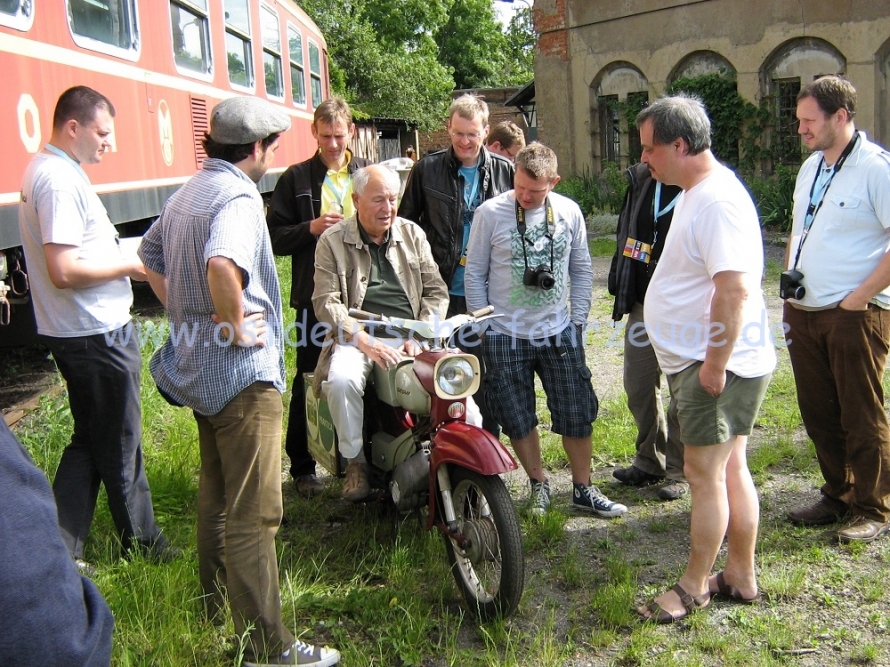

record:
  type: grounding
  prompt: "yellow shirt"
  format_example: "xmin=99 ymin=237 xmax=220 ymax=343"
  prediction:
xmin=320 ymin=151 xmax=356 ymax=217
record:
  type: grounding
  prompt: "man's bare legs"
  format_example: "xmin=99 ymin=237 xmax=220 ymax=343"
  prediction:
xmin=511 ymin=428 xmax=593 ymax=485
xmin=640 ymin=435 xmax=758 ymax=618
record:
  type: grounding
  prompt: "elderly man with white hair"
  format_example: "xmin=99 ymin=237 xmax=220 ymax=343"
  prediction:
xmin=312 ymin=165 xmax=449 ymax=501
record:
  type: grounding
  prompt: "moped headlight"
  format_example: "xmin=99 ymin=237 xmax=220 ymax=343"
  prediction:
xmin=436 ymin=357 xmax=476 ymax=397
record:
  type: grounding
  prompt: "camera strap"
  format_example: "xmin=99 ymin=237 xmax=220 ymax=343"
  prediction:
xmin=792 ymin=132 xmax=860 ymax=270
xmin=516 ymin=197 xmax=555 ymax=274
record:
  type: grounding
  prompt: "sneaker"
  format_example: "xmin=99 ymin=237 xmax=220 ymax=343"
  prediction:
xmin=529 ymin=478 xmax=551 ymax=517
xmin=74 ymin=558 xmax=98 ymax=578
xmin=294 ymin=474 xmax=325 ymax=498
xmin=243 ymin=639 xmax=340 ymax=666
xmin=573 ymin=483 xmax=628 ymax=518
xmin=613 ymin=465 xmax=664 ymax=487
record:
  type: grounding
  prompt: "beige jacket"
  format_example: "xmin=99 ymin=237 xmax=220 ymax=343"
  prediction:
xmin=311 ymin=214 xmax=448 ymax=395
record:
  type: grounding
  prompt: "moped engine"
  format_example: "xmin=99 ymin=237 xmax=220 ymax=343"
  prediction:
xmin=390 ymin=449 xmax=430 ymax=511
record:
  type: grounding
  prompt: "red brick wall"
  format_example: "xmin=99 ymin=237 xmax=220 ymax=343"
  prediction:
xmin=417 ymin=87 xmax=527 ymax=156
xmin=535 ymin=0 xmax=568 ymax=61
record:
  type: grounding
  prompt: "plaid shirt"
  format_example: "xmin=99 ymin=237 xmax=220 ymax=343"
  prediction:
xmin=139 ymin=159 xmax=285 ymax=416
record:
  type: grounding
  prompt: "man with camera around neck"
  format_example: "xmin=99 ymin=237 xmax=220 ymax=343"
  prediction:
xmin=784 ymin=76 xmax=890 ymax=543
xmin=465 ymin=142 xmax=627 ymax=519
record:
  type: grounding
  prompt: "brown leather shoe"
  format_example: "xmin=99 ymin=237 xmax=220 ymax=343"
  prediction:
xmin=787 ymin=498 xmax=849 ymax=526
xmin=836 ymin=516 xmax=890 ymax=543
xmin=342 ymin=461 xmax=370 ymax=502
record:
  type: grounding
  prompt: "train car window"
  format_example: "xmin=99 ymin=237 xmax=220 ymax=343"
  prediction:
xmin=260 ymin=5 xmax=283 ymax=99
xmin=287 ymin=25 xmax=306 ymax=107
xmin=224 ymin=0 xmax=253 ymax=88
xmin=67 ymin=0 xmax=140 ymax=57
xmin=308 ymin=39 xmax=322 ymax=108
xmin=170 ymin=1 xmax=212 ymax=76
xmin=0 ymin=0 xmax=35 ymax=32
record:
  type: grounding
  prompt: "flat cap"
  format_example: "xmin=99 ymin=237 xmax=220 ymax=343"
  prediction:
xmin=209 ymin=96 xmax=291 ymax=145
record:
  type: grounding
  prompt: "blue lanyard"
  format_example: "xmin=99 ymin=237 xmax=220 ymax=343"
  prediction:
xmin=44 ymin=143 xmax=89 ymax=184
xmin=323 ymin=173 xmax=348 ymax=208
xmin=652 ymin=182 xmax=680 ymax=246
xmin=792 ymin=133 xmax=860 ymax=270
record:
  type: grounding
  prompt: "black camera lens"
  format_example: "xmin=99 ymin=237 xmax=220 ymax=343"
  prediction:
xmin=780 ymin=269 xmax=805 ymax=300
xmin=537 ymin=271 xmax=555 ymax=290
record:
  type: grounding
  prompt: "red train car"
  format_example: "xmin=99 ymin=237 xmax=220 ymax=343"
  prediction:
xmin=0 ymin=0 xmax=329 ymax=338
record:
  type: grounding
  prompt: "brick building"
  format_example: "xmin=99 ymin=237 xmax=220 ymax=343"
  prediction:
xmin=532 ymin=0 xmax=890 ymax=175
xmin=417 ymin=86 xmax=528 ymax=156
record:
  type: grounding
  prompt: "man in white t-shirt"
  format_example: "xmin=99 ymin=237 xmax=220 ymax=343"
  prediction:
xmin=18 ymin=86 xmax=174 ymax=572
xmin=635 ymin=95 xmax=776 ymax=624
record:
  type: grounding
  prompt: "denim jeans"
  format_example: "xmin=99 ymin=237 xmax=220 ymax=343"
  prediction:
xmin=784 ymin=303 xmax=890 ymax=522
xmin=194 ymin=382 xmax=294 ymax=660
xmin=42 ymin=328 xmax=165 ymax=559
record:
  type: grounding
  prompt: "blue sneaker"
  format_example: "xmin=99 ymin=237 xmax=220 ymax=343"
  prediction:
xmin=529 ymin=478 xmax=551 ymax=517
xmin=243 ymin=639 xmax=340 ymax=666
xmin=573 ymin=483 xmax=627 ymax=518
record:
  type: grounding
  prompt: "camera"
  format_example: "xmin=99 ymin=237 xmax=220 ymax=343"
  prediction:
xmin=523 ymin=265 xmax=556 ymax=290
xmin=780 ymin=269 xmax=806 ymax=300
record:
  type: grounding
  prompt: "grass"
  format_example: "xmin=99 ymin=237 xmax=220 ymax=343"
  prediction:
xmin=10 ymin=254 xmax=890 ymax=665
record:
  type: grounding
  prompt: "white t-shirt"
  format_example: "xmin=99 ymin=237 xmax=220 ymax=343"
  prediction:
xmin=19 ymin=152 xmax=132 ymax=337
xmin=644 ymin=164 xmax=776 ymax=377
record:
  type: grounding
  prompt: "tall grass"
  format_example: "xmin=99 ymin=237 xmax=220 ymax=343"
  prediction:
xmin=11 ymin=256 xmax=890 ymax=665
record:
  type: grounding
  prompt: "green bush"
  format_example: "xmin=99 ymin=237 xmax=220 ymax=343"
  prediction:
xmin=555 ymin=162 xmax=627 ymax=217
xmin=743 ymin=165 xmax=797 ymax=231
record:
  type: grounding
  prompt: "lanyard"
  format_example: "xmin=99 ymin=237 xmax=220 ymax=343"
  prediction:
xmin=791 ymin=132 xmax=860 ymax=270
xmin=652 ymin=182 xmax=681 ymax=246
xmin=322 ymin=173 xmax=348 ymax=210
xmin=44 ymin=143 xmax=90 ymax=184
xmin=516 ymin=197 xmax=555 ymax=271
xmin=463 ymin=169 xmax=480 ymax=210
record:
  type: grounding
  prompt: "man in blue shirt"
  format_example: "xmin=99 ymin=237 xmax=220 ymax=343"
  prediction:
xmin=140 ymin=96 xmax=339 ymax=667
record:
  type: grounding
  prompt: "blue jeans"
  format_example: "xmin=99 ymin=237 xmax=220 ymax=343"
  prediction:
xmin=42 ymin=328 xmax=165 ymax=559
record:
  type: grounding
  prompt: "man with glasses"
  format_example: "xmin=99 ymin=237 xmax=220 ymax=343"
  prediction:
xmin=399 ymin=94 xmax=513 ymax=436
xmin=486 ymin=120 xmax=526 ymax=163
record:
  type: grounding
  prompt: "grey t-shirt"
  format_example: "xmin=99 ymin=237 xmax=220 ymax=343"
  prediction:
xmin=465 ymin=190 xmax=593 ymax=340
xmin=19 ymin=152 xmax=133 ymax=337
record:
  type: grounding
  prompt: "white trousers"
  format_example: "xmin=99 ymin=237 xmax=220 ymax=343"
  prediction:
xmin=321 ymin=342 xmax=484 ymax=460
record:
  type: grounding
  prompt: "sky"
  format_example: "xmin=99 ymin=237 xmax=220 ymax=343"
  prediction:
xmin=493 ymin=0 xmax=532 ymax=29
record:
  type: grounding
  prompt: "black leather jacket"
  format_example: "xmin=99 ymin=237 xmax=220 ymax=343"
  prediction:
xmin=398 ymin=146 xmax=514 ymax=287
xmin=266 ymin=152 xmax=371 ymax=308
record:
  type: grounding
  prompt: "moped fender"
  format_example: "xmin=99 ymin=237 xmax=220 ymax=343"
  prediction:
xmin=427 ymin=422 xmax=518 ymax=530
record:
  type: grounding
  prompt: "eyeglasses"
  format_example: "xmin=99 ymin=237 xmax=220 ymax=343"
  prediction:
xmin=450 ymin=131 xmax=483 ymax=142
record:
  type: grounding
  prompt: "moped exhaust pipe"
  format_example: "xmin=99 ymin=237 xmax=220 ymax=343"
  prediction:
xmin=389 ymin=449 xmax=430 ymax=511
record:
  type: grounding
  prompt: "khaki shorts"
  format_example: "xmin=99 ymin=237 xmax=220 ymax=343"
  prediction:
xmin=666 ymin=361 xmax=771 ymax=446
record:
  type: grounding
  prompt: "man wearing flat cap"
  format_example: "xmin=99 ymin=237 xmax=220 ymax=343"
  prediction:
xmin=139 ymin=96 xmax=340 ymax=667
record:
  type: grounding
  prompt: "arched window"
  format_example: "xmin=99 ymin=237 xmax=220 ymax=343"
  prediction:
xmin=590 ymin=63 xmax=648 ymax=169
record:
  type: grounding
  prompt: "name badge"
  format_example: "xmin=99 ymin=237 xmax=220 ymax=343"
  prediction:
xmin=623 ymin=237 xmax=651 ymax=264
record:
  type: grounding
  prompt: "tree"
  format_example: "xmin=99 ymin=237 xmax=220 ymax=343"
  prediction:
xmin=300 ymin=0 xmax=534 ymax=128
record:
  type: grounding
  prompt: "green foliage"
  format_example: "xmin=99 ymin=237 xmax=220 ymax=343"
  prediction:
xmin=668 ymin=70 xmax=756 ymax=167
xmin=554 ymin=162 xmax=627 ymax=217
xmin=743 ymin=164 xmax=797 ymax=231
xmin=301 ymin=0 xmax=534 ymax=129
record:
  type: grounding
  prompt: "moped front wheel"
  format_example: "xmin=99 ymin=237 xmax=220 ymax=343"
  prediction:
xmin=441 ymin=466 xmax=524 ymax=620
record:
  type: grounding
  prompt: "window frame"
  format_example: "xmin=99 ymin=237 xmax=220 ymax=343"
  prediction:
xmin=772 ymin=76 xmax=802 ymax=166
xmin=0 ymin=0 xmax=35 ymax=31
xmin=168 ymin=0 xmax=213 ymax=81
xmin=66 ymin=0 xmax=142 ymax=62
xmin=223 ymin=0 xmax=255 ymax=91
xmin=287 ymin=23 xmax=306 ymax=108
xmin=307 ymin=38 xmax=323 ymax=108
xmin=259 ymin=3 xmax=284 ymax=100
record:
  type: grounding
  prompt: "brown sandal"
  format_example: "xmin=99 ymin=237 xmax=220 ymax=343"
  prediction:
xmin=640 ymin=583 xmax=710 ymax=624
xmin=712 ymin=571 xmax=762 ymax=604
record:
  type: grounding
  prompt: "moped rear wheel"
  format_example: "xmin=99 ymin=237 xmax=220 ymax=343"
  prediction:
xmin=441 ymin=466 xmax=524 ymax=620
